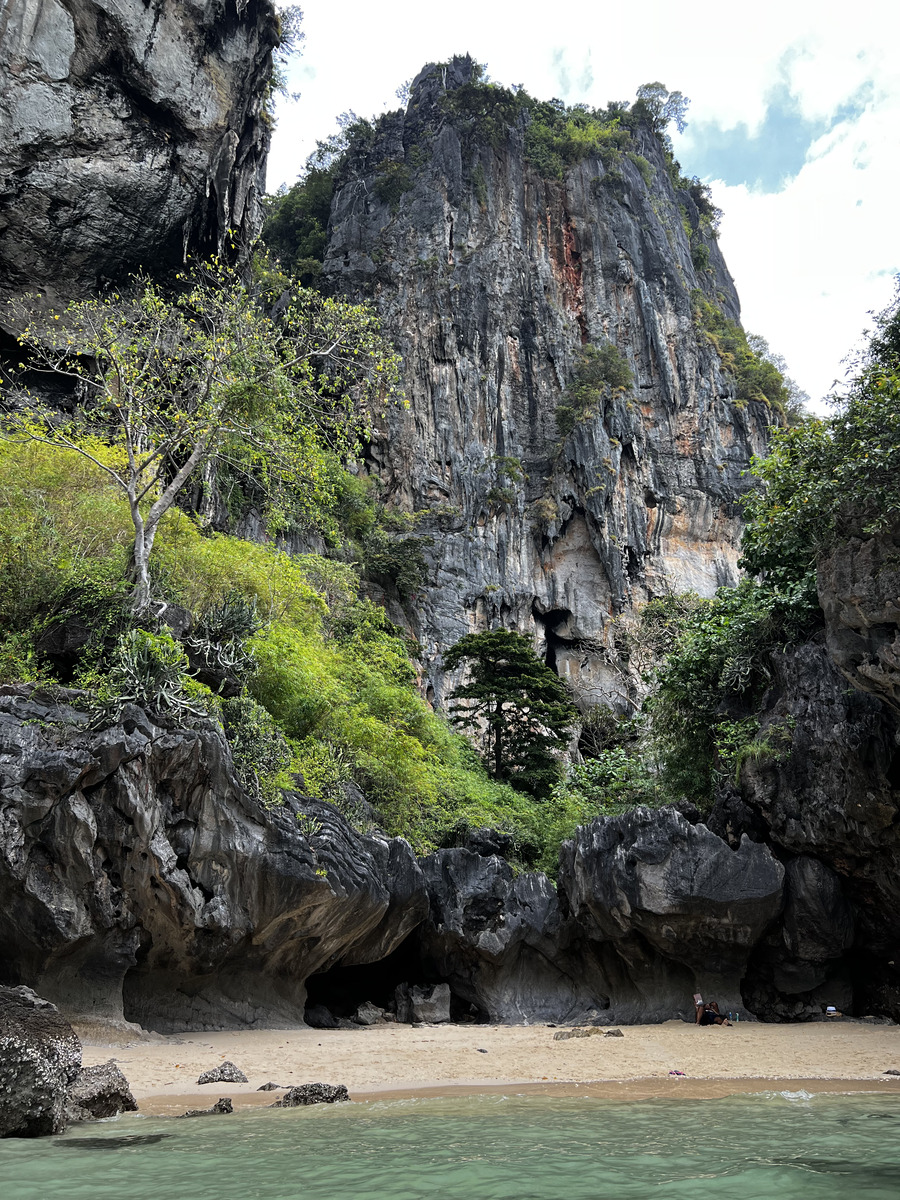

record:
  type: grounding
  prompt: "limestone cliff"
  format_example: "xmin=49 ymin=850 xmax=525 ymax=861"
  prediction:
xmin=323 ymin=57 xmax=773 ymax=706
xmin=0 ymin=0 xmax=278 ymax=309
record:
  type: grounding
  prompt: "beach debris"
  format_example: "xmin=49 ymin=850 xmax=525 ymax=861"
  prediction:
xmin=197 ymin=1061 xmax=247 ymax=1085
xmin=178 ymin=1097 xmax=233 ymax=1118
xmin=256 ymin=1082 xmax=286 ymax=1091
xmin=270 ymin=1084 xmax=349 ymax=1108
xmin=604 ymin=1029 xmax=624 ymax=1037
xmin=883 ymin=1069 xmax=900 ymax=1076
xmin=669 ymin=1070 xmax=686 ymax=1077
xmin=552 ymin=1027 xmax=604 ymax=1041
xmin=65 ymin=1061 xmax=138 ymax=1123
xmin=352 ymin=1001 xmax=384 ymax=1026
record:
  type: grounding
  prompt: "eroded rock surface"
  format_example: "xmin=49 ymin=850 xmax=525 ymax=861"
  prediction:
xmin=418 ymin=848 xmax=606 ymax=1023
xmin=271 ymin=1083 xmax=349 ymax=1107
xmin=0 ymin=0 xmax=278 ymax=308
xmin=559 ymin=808 xmax=785 ymax=1021
xmin=323 ymin=56 xmax=772 ymax=705
xmin=0 ymin=686 xmax=428 ymax=1032
xmin=0 ymin=985 xmax=81 ymax=1137
xmin=65 ymin=1060 xmax=137 ymax=1123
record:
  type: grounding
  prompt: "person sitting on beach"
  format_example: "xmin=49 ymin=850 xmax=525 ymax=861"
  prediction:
xmin=695 ymin=1001 xmax=732 ymax=1027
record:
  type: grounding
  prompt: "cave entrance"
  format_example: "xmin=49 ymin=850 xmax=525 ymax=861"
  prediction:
xmin=303 ymin=936 xmax=487 ymax=1024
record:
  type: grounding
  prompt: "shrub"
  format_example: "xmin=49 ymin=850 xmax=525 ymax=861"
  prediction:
xmin=556 ymin=342 xmax=633 ymax=439
xmin=221 ymin=693 xmax=297 ymax=805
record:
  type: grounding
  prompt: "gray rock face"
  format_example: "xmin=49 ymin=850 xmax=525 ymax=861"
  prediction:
xmin=558 ymin=808 xmax=784 ymax=1021
xmin=418 ymin=848 xmax=607 ymax=1023
xmin=0 ymin=985 xmax=81 ymax=1137
xmin=0 ymin=686 xmax=428 ymax=1032
xmin=418 ymin=815 xmax=785 ymax=1025
xmin=65 ymin=1060 xmax=137 ymax=1122
xmin=0 ymin=0 xmax=277 ymax=308
xmin=819 ymin=531 xmax=900 ymax=712
xmin=728 ymin=637 xmax=900 ymax=1019
xmin=324 ymin=56 xmax=771 ymax=705
xmin=394 ymin=982 xmax=451 ymax=1024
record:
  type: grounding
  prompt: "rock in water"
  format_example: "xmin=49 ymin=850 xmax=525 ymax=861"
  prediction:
xmin=197 ymin=1061 xmax=248 ymax=1085
xmin=178 ymin=1098 xmax=233 ymax=1118
xmin=65 ymin=1061 xmax=137 ymax=1122
xmin=270 ymin=1084 xmax=350 ymax=1108
xmin=0 ymin=986 xmax=81 ymax=1138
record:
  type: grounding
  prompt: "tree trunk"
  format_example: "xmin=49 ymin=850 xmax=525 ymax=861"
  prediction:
xmin=127 ymin=507 xmax=154 ymax=614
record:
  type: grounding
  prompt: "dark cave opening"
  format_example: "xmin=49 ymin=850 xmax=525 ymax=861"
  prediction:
xmin=303 ymin=937 xmax=487 ymax=1024
xmin=532 ymin=604 xmax=576 ymax=673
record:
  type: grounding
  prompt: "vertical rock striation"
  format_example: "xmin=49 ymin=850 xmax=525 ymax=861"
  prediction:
xmin=323 ymin=56 xmax=772 ymax=704
xmin=0 ymin=0 xmax=278 ymax=308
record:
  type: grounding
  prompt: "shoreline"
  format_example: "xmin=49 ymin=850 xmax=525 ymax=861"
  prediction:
xmin=76 ymin=1019 xmax=900 ymax=1115
xmin=131 ymin=1077 xmax=900 ymax=1118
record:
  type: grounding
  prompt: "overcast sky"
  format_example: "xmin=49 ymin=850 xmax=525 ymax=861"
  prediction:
xmin=268 ymin=0 xmax=900 ymax=409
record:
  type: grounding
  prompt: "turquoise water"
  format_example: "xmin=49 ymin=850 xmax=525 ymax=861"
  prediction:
xmin=2 ymin=1091 xmax=899 ymax=1200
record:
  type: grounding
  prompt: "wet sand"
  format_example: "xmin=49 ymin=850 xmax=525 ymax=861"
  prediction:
xmin=76 ymin=1019 xmax=900 ymax=1114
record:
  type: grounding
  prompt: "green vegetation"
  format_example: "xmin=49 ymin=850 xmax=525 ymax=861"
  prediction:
xmin=692 ymin=291 xmax=790 ymax=412
xmin=261 ymin=168 xmax=335 ymax=285
xmin=2 ymin=259 xmax=400 ymax=611
xmin=443 ymin=629 xmax=578 ymax=797
xmin=555 ymin=342 xmax=633 ymax=439
xmin=741 ymin=281 xmax=900 ymax=595
xmin=567 ymin=282 xmax=900 ymax=815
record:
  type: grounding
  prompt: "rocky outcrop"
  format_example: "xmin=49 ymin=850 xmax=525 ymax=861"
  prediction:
xmin=417 ymin=848 xmax=604 ymax=1024
xmin=560 ymin=808 xmax=784 ymax=1021
xmin=271 ymin=1083 xmax=349 ymax=1107
xmin=65 ymin=1060 xmax=137 ymax=1122
xmin=0 ymin=686 xmax=428 ymax=1032
xmin=0 ymin=985 xmax=81 ymax=1137
xmin=1 ymin=680 xmax=895 ymax=1026
xmin=722 ymin=638 xmax=900 ymax=1019
xmin=819 ymin=530 xmax=900 ymax=713
xmin=323 ymin=56 xmax=772 ymax=705
xmin=0 ymin=0 xmax=278 ymax=309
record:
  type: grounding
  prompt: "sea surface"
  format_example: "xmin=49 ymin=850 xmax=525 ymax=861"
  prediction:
xmin=2 ymin=1090 xmax=899 ymax=1200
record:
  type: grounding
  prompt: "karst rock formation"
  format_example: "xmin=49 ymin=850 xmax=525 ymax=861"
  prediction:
xmin=0 ymin=22 xmax=898 ymax=1035
xmin=323 ymin=57 xmax=771 ymax=704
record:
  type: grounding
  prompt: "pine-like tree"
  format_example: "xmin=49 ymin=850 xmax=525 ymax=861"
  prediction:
xmin=443 ymin=628 xmax=577 ymax=796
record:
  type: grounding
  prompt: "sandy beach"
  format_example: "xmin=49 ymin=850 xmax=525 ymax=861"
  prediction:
xmin=76 ymin=1019 xmax=900 ymax=1115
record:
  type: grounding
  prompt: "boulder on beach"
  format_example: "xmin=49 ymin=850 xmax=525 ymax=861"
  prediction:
xmin=197 ymin=1061 xmax=248 ymax=1085
xmin=394 ymin=982 xmax=452 ymax=1024
xmin=0 ymin=985 xmax=81 ymax=1138
xmin=66 ymin=1061 xmax=138 ymax=1122
xmin=353 ymin=1001 xmax=384 ymax=1026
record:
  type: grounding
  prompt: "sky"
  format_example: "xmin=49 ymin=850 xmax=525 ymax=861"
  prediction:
xmin=268 ymin=0 xmax=900 ymax=409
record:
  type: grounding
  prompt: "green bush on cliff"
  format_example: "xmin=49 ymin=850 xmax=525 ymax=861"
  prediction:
xmin=692 ymin=291 xmax=789 ymax=411
xmin=556 ymin=342 xmax=633 ymax=439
